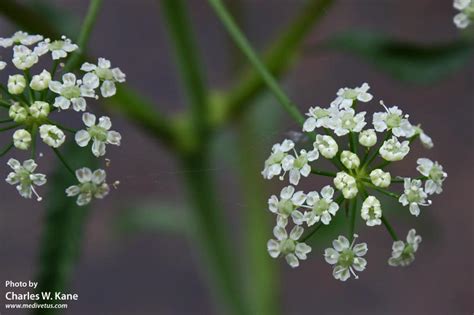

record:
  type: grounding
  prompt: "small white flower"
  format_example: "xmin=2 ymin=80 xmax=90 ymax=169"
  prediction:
xmin=330 ymin=83 xmax=373 ymax=110
xmin=65 ymin=168 xmax=110 ymax=206
xmin=29 ymin=101 xmax=50 ymax=119
xmin=268 ymin=185 xmax=306 ymax=225
xmin=262 ymin=139 xmax=295 ymax=180
xmin=414 ymin=126 xmax=434 ymax=149
xmin=12 ymin=45 xmax=39 ymax=70
xmin=416 ymin=158 xmax=447 ymax=195
xmin=324 ymin=234 xmax=368 ymax=281
xmin=0 ymin=61 xmax=6 ymax=70
xmin=0 ymin=31 xmax=43 ymax=47
xmin=13 ymin=129 xmax=32 ymax=150
xmin=30 ymin=70 xmax=52 ymax=91
xmin=9 ymin=103 xmax=28 ymax=123
xmin=314 ymin=134 xmax=338 ymax=159
xmin=399 ymin=178 xmax=431 ymax=216
xmin=373 ymin=102 xmax=415 ymax=138
xmin=49 ymin=73 xmax=97 ymax=111
xmin=80 ymin=58 xmax=126 ymax=97
xmin=302 ymin=106 xmax=333 ymax=132
xmin=340 ymin=150 xmax=360 ymax=170
xmin=334 ymin=171 xmax=358 ymax=199
xmin=361 ymin=196 xmax=382 ymax=226
xmin=302 ymin=185 xmax=339 ymax=225
xmin=75 ymin=112 xmax=122 ymax=157
xmin=39 ymin=124 xmax=66 ymax=148
xmin=359 ymin=129 xmax=377 ymax=147
xmin=369 ymin=169 xmax=391 ymax=188
xmin=6 ymin=158 xmax=46 ymax=200
xmin=8 ymin=74 xmax=26 ymax=95
xmin=379 ymin=136 xmax=410 ymax=161
xmin=388 ymin=229 xmax=422 ymax=267
xmin=281 ymin=148 xmax=319 ymax=185
xmin=34 ymin=36 xmax=78 ymax=60
xmin=329 ymin=108 xmax=366 ymax=136
xmin=267 ymin=225 xmax=311 ymax=268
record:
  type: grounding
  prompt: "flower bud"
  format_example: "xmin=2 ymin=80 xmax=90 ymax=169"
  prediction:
xmin=30 ymin=70 xmax=51 ymax=91
xmin=29 ymin=101 xmax=50 ymax=119
xmin=8 ymin=74 xmax=26 ymax=94
xmin=13 ymin=129 xmax=32 ymax=150
xmin=334 ymin=171 xmax=358 ymax=199
xmin=359 ymin=129 xmax=377 ymax=147
xmin=9 ymin=103 xmax=28 ymax=123
xmin=39 ymin=124 xmax=65 ymax=148
xmin=314 ymin=135 xmax=338 ymax=159
xmin=369 ymin=169 xmax=391 ymax=188
xmin=340 ymin=150 xmax=360 ymax=169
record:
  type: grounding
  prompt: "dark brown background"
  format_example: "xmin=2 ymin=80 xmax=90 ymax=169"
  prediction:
xmin=0 ymin=0 xmax=473 ymax=314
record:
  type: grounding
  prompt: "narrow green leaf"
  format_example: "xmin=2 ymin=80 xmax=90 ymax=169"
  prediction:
xmin=324 ymin=31 xmax=474 ymax=84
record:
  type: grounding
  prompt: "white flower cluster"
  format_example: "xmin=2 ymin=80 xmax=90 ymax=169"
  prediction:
xmin=262 ymin=83 xmax=447 ymax=281
xmin=453 ymin=0 xmax=473 ymax=29
xmin=0 ymin=31 xmax=126 ymax=205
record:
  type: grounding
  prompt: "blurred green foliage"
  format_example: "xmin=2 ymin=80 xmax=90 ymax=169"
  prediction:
xmin=324 ymin=30 xmax=473 ymax=84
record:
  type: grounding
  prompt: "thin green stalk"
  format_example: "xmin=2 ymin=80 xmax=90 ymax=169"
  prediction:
xmin=362 ymin=130 xmax=392 ymax=169
xmin=365 ymin=182 xmax=400 ymax=200
xmin=52 ymin=148 xmax=75 ymax=177
xmin=348 ymin=197 xmax=358 ymax=242
xmin=23 ymin=69 xmax=34 ymax=103
xmin=31 ymin=125 xmax=37 ymax=158
xmin=0 ymin=142 xmax=14 ymax=157
xmin=311 ymin=168 xmax=337 ymax=177
xmin=47 ymin=119 xmax=77 ymax=133
xmin=65 ymin=0 xmax=103 ymax=72
xmin=208 ymin=0 xmax=305 ymax=126
xmin=236 ymin=114 xmax=278 ymax=315
xmin=161 ymin=0 xmax=209 ymax=144
xmin=181 ymin=153 xmax=248 ymax=315
xmin=391 ymin=175 xmax=426 ymax=183
xmin=349 ymin=132 xmax=357 ymax=153
xmin=0 ymin=124 xmax=18 ymax=131
xmin=0 ymin=118 xmax=13 ymax=123
xmin=0 ymin=99 xmax=11 ymax=108
xmin=216 ymin=0 xmax=334 ymax=126
xmin=301 ymin=222 xmax=323 ymax=242
xmin=381 ymin=215 xmax=398 ymax=241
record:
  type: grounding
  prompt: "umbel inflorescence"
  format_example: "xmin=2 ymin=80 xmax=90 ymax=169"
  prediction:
xmin=0 ymin=31 xmax=125 ymax=205
xmin=263 ymin=83 xmax=447 ymax=281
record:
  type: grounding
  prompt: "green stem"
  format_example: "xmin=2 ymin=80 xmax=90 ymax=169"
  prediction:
xmin=0 ymin=118 xmax=13 ymax=123
xmin=365 ymin=182 xmax=400 ymax=200
xmin=31 ymin=125 xmax=37 ymax=158
xmin=52 ymin=148 xmax=75 ymax=177
xmin=0 ymin=124 xmax=19 ymax=131
xmin=348 ymin=196 xmax=358 ymax=242
xmin=362 ymin=130 xmax=391 ymax=169
xmin=215 ymin=0 xmax=334 ymax=126
xmin=349 ymin=131 xmax=357 ymax=153
xmin=65 ymin=0 xmax=103 ymax=72
xmin=161 ymin=0 xmax=209 ymax=144
xmin=208 ymin=0 xmax=305 ymax=126
xmin=181 ymin=153 xmax=248 ymax=315
xmin=381 ymin=215 xmax=398 ymax=241
xmin=0 ymin=99 xmax=12 ymax=108
xmin=0 ymin=142 xmax=14 ymax=157
xmin=236 ymin=113 xmax=277 ymax=315
xmin=311 ymin=168 xmax=337 ymax=177
xmin=47 ymin=119 xmax=77 ymax=133
xmin=23 ymin=69 xmax=34 ymax=103
xmin=391 ymin=175 xmax=426 ymax=183
xmin=301 ymin=222 xmax=323 ymax=242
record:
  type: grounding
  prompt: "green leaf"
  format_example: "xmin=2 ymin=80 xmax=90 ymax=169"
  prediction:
xmin=324 ymin=31 xmax=474 ymax=84
xmin=115 ymin=203 xmax=192 ymax=236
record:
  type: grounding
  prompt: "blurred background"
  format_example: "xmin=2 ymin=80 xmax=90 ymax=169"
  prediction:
xmin=0 ymin=0 xmax=473 ymax=314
